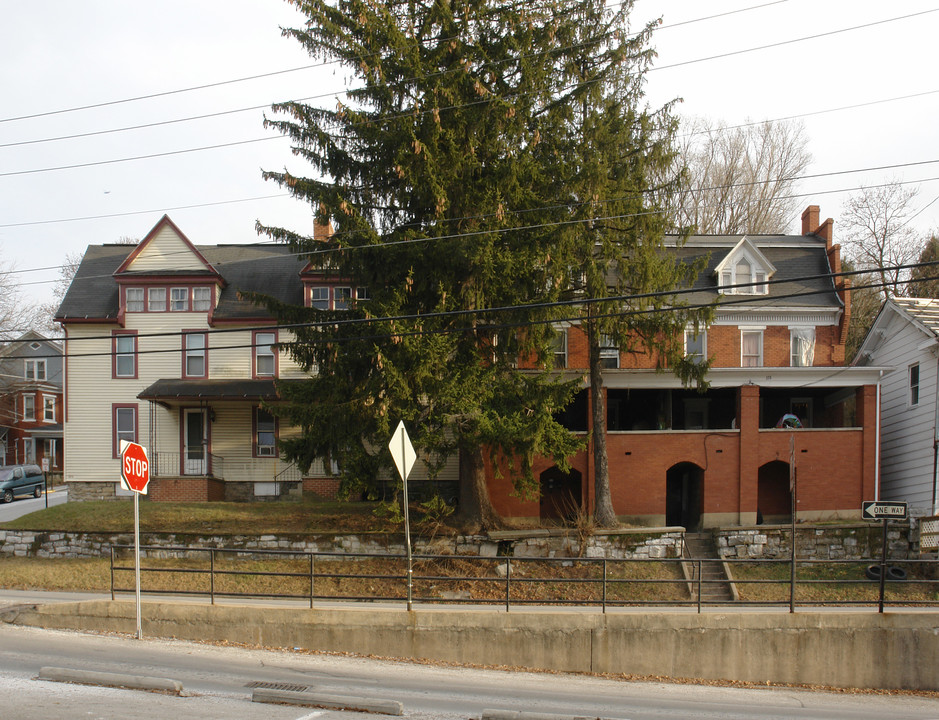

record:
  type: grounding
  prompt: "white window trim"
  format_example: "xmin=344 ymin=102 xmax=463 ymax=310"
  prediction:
xmin=170 ymin=287 xmax=189 ymax=312
xmin=126 ymin=288 xmax=145 ymax=312
xmin=910 ymin=362 xmax=921 ymax=407
xmin=23 ymin=394 xmax=36 ymax=422
xmin=740 ymin=328 xmax=764 ymax=367
xmin=334 ymin=286 xmax=352 ymax=310
xmin=552 ymin=327 xmax=568 ymax=369
xmin=789 ymin=326 xmax=816 ymax=367
xmin=148 ymin=287 xmax=166 ymax=312
xmin=684 ymin=326 xmax=707 ymax=364
xmin=25 ymin=359 xmax=46 ymax=381
xmin=193 ymin=287 xmax=212 ymax=312
xmin=43 ymin=396 xmax=56 ymax=422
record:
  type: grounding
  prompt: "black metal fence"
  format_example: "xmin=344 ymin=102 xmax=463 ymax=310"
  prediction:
xmin=109 ymin=545 xmax=939 ymax=613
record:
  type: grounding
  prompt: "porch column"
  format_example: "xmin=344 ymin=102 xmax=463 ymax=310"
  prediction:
xmin=738 ymin=384 xmax=760 ymax=525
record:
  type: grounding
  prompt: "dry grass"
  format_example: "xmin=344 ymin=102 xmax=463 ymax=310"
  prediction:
xmin=0 ymin=499 xmax=408 ymax=535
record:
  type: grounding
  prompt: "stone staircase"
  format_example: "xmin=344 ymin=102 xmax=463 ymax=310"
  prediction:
xmin=683 ymin=533 xmax=736 ymax=604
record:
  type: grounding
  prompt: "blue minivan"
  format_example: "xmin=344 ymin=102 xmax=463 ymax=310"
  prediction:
xmin=0 ymin=464 xmax=45 ymax=503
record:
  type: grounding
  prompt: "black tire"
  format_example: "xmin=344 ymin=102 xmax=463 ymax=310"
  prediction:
xmin=887 ymin=565 xmax=908 ymax=581
xmin=2 ymin=489 xmax=12 ymax=504
xmin=33 ymin=484 xmax=42 ymax=498
xmin=864 ymin=564 xmax=882 ymax=581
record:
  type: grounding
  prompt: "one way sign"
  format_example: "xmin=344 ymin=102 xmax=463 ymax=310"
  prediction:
xmin=862 ymin=501 xmax=908 ymax=520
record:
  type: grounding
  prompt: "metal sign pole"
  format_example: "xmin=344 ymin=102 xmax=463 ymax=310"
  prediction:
xmin=878 ymin=518 xmax=888 ymax=614
xmin=402 ymin=432 xmax=413 ymax=611
xmin=134 ymin=490 xmax=142 ymax=639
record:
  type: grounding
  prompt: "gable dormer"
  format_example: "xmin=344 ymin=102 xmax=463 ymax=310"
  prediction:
xmin=714 ymin=236 xmax=776 ymax=295
xmin=112 ymin=215 xmax=225 ymax=320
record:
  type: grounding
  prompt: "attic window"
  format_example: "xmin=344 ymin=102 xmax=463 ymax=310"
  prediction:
xmin=716 ymin=238 xmax=773 ymax=296
xmin=720 ymin=256 xmax=768 ymax=295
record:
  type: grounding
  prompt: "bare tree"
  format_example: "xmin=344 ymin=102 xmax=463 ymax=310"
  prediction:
xmin=840 ymin=182 xmax=920 ymax=298
xmin=0 ymin=252 xmax=44 ymax=341
xmin=672 ymin=118 xmax=812 ymax=234
xmin=907 ymin=233 xmax=939 ymax=298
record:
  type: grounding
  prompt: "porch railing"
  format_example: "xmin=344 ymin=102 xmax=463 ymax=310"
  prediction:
xmin=150 ymin=451 xmax=224 ymax=479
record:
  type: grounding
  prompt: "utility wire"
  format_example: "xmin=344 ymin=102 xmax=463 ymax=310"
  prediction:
xmin=2 ymin=9 xmax=933 ymax=178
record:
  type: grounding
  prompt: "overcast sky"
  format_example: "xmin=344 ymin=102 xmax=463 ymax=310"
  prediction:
xmin=2 ymin=0 xmax=937 ymax=321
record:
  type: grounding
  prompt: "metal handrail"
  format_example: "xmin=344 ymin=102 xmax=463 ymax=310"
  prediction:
xmin=108 ymin=545 xmax=938 ymax=613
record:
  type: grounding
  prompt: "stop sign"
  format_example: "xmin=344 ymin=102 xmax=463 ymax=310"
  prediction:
xmin=121 ymin=441 xmax=150 ymax=494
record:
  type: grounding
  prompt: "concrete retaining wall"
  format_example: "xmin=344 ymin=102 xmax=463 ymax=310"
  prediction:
xmin=717 ymin=524 xmax=916 ymax=560
xmin=5 ymin=600 xmax=938 ymax=692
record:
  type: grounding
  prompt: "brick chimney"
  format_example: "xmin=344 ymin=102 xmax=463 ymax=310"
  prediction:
xmin=801 ymin=205 xmax=819 ymax=236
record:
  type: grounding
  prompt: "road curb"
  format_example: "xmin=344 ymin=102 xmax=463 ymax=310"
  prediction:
xmin=252 ymin=687 xmax=403 ymax=715
xmin=38 ymin=666 xmax=184 ymax=695
xmin=482 ymin=711 xmax=617 ymax=720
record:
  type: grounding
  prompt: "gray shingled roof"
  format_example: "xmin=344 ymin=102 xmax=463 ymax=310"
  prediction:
xmin=56 ymin=233 xmax=842 ymax=322
xmin=890 ymin=297 xmax=939 ymax=337
xmin=676 ymin=234 xmax=841 ymax=309
xmin=55 ymin=244 xmax=307 ymax=322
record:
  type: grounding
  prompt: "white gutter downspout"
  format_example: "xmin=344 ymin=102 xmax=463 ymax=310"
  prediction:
xmin=933 ymin=356 xmax=939 ymax=514
xmin=875 ymin=370 xmax=882 ymax=501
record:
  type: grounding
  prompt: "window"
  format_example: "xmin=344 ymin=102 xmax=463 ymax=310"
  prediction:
xmin=43 ymin=396 xmax=55 ymax=422
xmin=22 ymin=438 xmax=35 ymax=464
xmin=599 ymin=335 xmax=619 ymax=369
xmin=126 ymin=288 xmax=144 ymax=312
xmin=910 ymin=363 xmax=920 ymax=406
xmin=551 ymin=328 xmax=568 ymax=369
xmin=148 ymin=287 xmax=166 ymax=312
xmin=23 ymin=394 xmax=35 ymax=421
xmin=355 ymin=287 xmax=371 ymax=301
xmin=741 ymin=330 xmax=763 ymax=367
xmin=113 ymin=332 xmax=137 ymax=378
xmin=334 ymin=287 xmax=352 ymax=310
xmin=311 ymin=287 xmax=329 ymax=310
xmin=719 ymin=254 xmax=769 ymax=295
xmin=790 ymin=328 xmax=816 ymax=367
xmin=113 ymin=405 xmax=137 ymax=458
xmin=44 ymin=439 xmax=58 ymax=468
xmin=685 ymin=328 xmax=707 ymax=364
xmin=254 ymin=406 xmax=277 ymax=457
xmin=254 ymin=331 xmax=277 ymax=377
xmin=193 ymin=287 xmax=212 ymax=312
xmin=25 ymin=359 xmax=46 ymax=381
xmin=170 ymin=287 xmax=188 ymax=311
xmin=183 ymin=332 xmax=207 ymax=378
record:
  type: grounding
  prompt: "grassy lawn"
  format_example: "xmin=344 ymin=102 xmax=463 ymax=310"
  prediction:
xmin=0 ymin=498 xmax=405 ymax=535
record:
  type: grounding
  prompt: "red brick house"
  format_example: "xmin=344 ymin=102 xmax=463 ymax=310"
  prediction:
xmin=490 ymin=207 xmax=885 ymax=529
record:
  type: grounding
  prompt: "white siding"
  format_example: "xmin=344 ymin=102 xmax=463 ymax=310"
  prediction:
xmin=869 ymin=311 xmax=938 ymax=512
xmin=125 ymin=225 xmax=206 ymax=273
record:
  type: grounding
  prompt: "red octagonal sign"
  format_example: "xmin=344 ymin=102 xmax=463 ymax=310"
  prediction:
xmin=121 ymin=441 xmax=150 ymax=494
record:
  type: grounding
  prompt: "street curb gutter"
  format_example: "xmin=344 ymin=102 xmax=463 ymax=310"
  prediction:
xmin=252 ymin=687 xmax=403 ymax=715
xmin=38 ymin=666 xmax=184 ymax=695
xmin=482 ymin=712 xmax=617 ymax=720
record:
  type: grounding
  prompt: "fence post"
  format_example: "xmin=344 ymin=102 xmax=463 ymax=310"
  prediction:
xmin=110 ymin=546 xmax=114 ymax=601
xmin=505 ymin=557 xmax=511 ymax=612
xmin=696 ymin=559 xmax=702 ymax=614
xmin=210 ymin=549 xmax=215 ymax=605
xmin=309 ymin=553 xmax=314 ymax=610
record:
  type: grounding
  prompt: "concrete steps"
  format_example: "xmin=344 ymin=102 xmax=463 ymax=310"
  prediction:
xmin=683 ymin=533 xmax=736 ymax=603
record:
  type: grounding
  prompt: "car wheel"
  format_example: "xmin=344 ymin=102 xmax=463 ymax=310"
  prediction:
xmin=2 ymin=489 xmax=12 ymax=504
xmin=33 ymin=485 xmax=42 ymax=498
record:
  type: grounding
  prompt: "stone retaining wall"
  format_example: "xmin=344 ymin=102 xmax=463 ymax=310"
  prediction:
xmin=716 ymin=523 xmax=916 ymax=560
xmin=0 ymin=528 xmax=683 ymax=560
xmin=0 ymin=524 xmax=919 ymax=561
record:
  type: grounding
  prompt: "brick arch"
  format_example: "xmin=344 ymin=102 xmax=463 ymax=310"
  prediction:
xmin=758 ymin=460 xmax=792 ymax=524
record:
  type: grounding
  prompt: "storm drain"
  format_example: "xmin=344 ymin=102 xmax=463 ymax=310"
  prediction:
xmin=245 ymin=681 xmax=311 ymax=693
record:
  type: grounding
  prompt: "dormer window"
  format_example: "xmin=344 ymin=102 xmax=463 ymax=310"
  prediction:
xmin=715 ymin=238 xmax=774 ymax=295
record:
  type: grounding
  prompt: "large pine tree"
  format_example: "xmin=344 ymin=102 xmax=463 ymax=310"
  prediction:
xmin=256 ymin=0 xmax=704 ymax=528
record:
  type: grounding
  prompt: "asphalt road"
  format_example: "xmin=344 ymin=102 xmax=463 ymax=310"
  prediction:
xmin=0 ymin=486 xmax=68 ymax=523
xmin=1 ymin=623 xmax=938 ymax=720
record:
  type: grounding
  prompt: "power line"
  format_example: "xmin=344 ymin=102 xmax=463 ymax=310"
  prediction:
xmin=16 ymin=259 xmax=934 ymax=356
xmin=4 ymin=169 xmax=939 ymax=288
xmin=0 ymin=0 xmax=782 ymax=128
xmin=3 ymin=9 xmax=932 ymax=179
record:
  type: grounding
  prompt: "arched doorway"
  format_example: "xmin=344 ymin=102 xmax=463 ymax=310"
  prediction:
xmin=666 ymin=462 xmax=703 ymax=531
xmin=758 ymin=460 xmax=792 ymax=524
xmin=539 ymin=466 xmax=582 ymax=522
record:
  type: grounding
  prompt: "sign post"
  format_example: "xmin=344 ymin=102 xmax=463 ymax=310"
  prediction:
xmin=120 ymin=440 xmax=150 ymax=639
xmin=388 ymin=421 xmax=417 ymax=611
xmin=862 ymin=501 xmax=908 ymax=613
